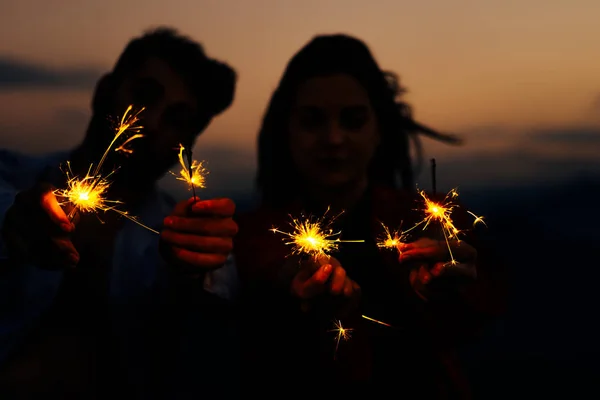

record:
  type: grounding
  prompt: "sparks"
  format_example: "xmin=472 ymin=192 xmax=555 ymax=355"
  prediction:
xmin=376 ymin=221 xmax=407 ymax=250
xmin=361 ymin=315 xmax=393 ymax=327
xmin=170 ymin=143 xmax=207 ymax=192
xmin=96 ymin=104 xmax=145 ymax=175
xmin=270 ymin=208 xmax=364 ymax=258
xmin=403 ymin=188 xmax=486 ymax=265
xmin=56 ymin=162 xmax=118 ymax=215
xmin=54 ymin=105 xmax=158 ymax=234
xmin=328 ymin=320 xmax=353 ymax=359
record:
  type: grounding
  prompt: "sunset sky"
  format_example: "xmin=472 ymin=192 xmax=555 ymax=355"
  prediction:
xmin=1 ymin=0 xmax=599 ymax=198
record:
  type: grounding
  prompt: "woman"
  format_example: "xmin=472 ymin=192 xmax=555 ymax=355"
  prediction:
xmin=234 ymin=34 xmax=504 ymax=399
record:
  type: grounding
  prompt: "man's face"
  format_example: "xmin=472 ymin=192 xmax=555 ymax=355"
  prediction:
xmin=108 ymin=57 xmax=202 ymax=186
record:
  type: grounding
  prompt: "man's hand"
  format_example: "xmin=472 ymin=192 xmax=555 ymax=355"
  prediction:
xmin=159 ymin=197 xmax=237 ymax=278
xmin=2 ymin=182 xmax=79 ymax=270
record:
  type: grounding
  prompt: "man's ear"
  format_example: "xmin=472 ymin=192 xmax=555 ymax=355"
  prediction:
xmin=92 ymin=73 xmax=116 ymax=114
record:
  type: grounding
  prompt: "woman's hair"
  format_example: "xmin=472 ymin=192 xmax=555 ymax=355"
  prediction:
xmin=256 ymin=34 xmax=460 ymax=206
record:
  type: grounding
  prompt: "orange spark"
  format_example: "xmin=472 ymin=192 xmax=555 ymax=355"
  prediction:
xmin=270 ymin=208 xmax=364 ymax=258
xmin=376 ymin=222 xmax=407 ymax=250
xmin=328 ymin=320 xmax=353 ymax=359
xmin=170 ymin=143 xmax=207 ymax=190
xmin=55 ymin=105 xmax=158 ymax=234
xmin=403 ymin=188 xmax=486 ymax=265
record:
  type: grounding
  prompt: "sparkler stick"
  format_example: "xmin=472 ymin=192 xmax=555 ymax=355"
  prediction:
xmin=431 ymin=158 xmax=437 ymax=195
xmin=185 ymin=146 xmax=197 ymax=200
xmin=270 ymin=208 xmax=364 ymax=259
xmin=56 ymin=105 xmax=158 ymax=234
xmin=170 ymin=143 xmax=207 ymax=196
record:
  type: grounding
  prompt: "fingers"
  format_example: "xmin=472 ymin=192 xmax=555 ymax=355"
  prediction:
xmin=293 ymin=263 xmax=333 ymax=299
xmin=40 ymin=190 xmax=73 ymax=232
xmin=399 ymin=238 xmax=476 ymax=264
xmin=2 ymin=184 xmax=78 ymax=270
xmin=48 ymin=236 xmax=80 ymax=269
xmin=163 ymin=216 xmax=238 ymax=236
xmin=397 ymin=237 xmax=439 ymax=251
xmin=409 ymin=264 xmax=432 ymax=287
xmin=190 ymin=198 xmax=236 ymax=217
xmin=168 ymin=246 xmax=229 ymax=272
xmin=344 ymin=280 xmax=360 ymax=298
xmin=160 ymin=230 xmax=233 ymax=253
xmin=161 ymin=197 xmax=238 ymax=276
xmin=171 ymin=197 xmax=199 ymax=216
xmin=329 ymin=265 xmax=347 ymax=295
xmin=400 ymin=245 xmax=447 ymax=263
xmin=171 ymin=197 xmax=236 ymax=218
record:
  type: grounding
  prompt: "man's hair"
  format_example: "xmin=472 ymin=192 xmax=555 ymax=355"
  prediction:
xmin=107 ymin=27 xmax=236 ymax=118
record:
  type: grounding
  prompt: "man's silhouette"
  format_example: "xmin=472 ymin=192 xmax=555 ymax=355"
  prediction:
xmin=0 ymin=27 xmax=239 ymax=398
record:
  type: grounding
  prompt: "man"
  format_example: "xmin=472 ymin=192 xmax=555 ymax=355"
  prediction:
xmin=0 ymin=27 xmax=239 ymax=398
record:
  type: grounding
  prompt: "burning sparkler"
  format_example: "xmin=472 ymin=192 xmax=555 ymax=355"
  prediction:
xmin=376 ymin=221 xmax=407 ymax=250
xmin=328 ymin=316 xmax=394 ymax=358
xmin=329 ymin=320 xmax=353 ymax=359
xmin=403 ymin=159 xmax=486 ymax=265
xmin=170 ymin=143 xmax=207 ymax=198
xmin=270 ymin=208 xmax=364 ymax=258
xmin=54 ymin=105 xmax=158 ymax=234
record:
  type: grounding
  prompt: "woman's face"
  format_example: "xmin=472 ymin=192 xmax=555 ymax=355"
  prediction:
xmin=288 ymin=74 xmax=380 ymax=190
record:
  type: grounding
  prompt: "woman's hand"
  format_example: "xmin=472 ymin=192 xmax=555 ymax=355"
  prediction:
xmin=397 ymin=238 xmax=477 ymax=300
xmin=290 ymin=255 xmax=361 ymax=316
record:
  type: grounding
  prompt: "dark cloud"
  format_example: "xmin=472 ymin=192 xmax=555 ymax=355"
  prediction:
xmin=528 ymin=127 xmax=600 ymax=144
xmin=0 ymin=107 xmax=89 ymax=153
xmin=0 ymin=56 xmax=102 ymax=90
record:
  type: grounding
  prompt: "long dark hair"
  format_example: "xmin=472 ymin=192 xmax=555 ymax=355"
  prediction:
xmin=256 ymin=34 xmax=460 ymax=207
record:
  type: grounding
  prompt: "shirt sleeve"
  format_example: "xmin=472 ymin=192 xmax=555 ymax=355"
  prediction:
xmin=202 ymin=253 xmax=240 ymax=301
xmin=0 ymin=173 xmax=64 ymax=365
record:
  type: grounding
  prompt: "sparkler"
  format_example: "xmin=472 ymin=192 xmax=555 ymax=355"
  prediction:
xmin=328 ymin=320 xmax=353 ymax=359
xmin=170 ymin=143 xmax=207 ymax=198
xmin=328 ymin=316 xmax=394 ymax=358
xmin=55 ymin=105 xmax=158 ymax=234
xmin=403 ymin=159 xmax=486 ymax=265
xmin=376 ymin=221 xmax=407 ymax=250
xmin=270 ymin=208 xmax=364 ymax=258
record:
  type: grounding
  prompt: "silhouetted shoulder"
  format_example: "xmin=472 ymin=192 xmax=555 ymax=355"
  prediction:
xmin=0 ymin=149 xmax=67 ymax=190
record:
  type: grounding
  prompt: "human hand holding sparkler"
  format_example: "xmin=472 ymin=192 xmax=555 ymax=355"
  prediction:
xmin=160 ymin=196 xmax=237 ymax=278
xmin=170 ymin=143 xmax=207 ymax=198
xmin=395 ymin=159 xmax=485 ymax=300
xmin=2 ymin=183 xmax=80 ymax=270
xmin=399 ymin=237 xmax=478 ymax=300
xmin=290 ymin=255 xmax=361 ymax=316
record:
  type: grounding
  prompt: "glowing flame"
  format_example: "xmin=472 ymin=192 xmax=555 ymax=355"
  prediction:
xmin=376 ymin=222 xmax=407 ymax=250
xmin=54 ymin=105 xmax=158 ymax=234
xmin=270 ymin=208 xmax=364 ymax=257
xmin=170 ymin=143 xmax=207 ymax=190
xmin=403 ymin=188 xmax=486 ymax=264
